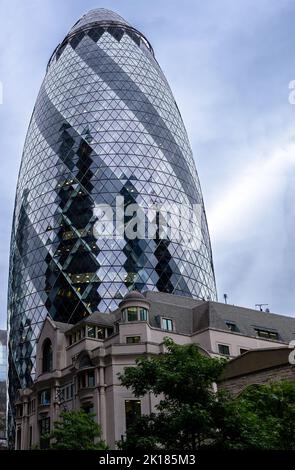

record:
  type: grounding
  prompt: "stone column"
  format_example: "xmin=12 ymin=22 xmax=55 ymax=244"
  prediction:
xmin=99 ymin=366 xmax=107 ymax=441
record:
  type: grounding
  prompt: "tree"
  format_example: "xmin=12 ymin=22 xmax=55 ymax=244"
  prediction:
xmin=221 ymin=381 xmax=295 ymax=450
xmin=46 ymin=410 xmax=107 ymax=450
xmin=118 ymin=338 xmax=227 ymax=450
xmin=118 ymin=338 xmax=295 ymax=450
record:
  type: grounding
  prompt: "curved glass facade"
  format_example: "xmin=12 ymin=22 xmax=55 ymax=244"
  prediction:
xmin=8 ymin=8 xmax=217 ymax=427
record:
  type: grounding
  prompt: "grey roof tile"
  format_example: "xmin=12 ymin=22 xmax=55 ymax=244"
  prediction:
xmin=51 ymin=292 xmax=295 ymax=344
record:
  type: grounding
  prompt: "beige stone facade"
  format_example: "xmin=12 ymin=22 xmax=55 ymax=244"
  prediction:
xmin=14 ymin=291 xmax=295 ymax=449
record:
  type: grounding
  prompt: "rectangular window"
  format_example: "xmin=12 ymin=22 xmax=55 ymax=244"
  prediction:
xmin=255 ymin=329 xmax=279 ymax=340
xmin=87 ymin=325 xmax=96 ymax=338
xmin=122 ymin=310 xmax=127 ymax=322
xmin=127 ymin=307 xmax=138 ymax=322
xmin=226 ymin=322 xmax=238 ymax=332
xmin=88 ymin=370 xmax=95 ymax=387
xmin=139 ymin=308 xmax=148 ymax=321
xmin=218 ymin=344 xmax=230 ymax=356
xmin=39 ymin=417 xmax=50 ymax=449
xmin=161 ymin=318 xmax=173 ymax=331
xmin=125 ymin=400 xmax=141 ymax=430
xmin=28 ymin=400 xmax=35 ymax=415
xmin=126 ymin=336 xmax=141 ymax=344
xmin=107 ymin=327 xmax=114 ymax=337
xmin=38 ymin=389 xmax=51 ymax=406
xmin=96 ymin=327 xmax=105 ymax=340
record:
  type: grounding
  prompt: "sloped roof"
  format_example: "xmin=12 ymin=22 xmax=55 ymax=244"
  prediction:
xmin=83 ymin=311 xmax=118 ymax=327
xmin=48 ymin=291 xmax=295 ymax=344
xmin=219 ymin=347 xmax=292 ymax=380
xmin=194 ymin=301 xmax=295 ymax=343
xmin=53 ymin=321 xmax=73 ymax=332
xmin=62 ymin=311 xmax=120 ymax=334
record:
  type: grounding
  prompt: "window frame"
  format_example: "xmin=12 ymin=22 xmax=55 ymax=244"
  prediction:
xmin=218 ymin=343 xmax=230 ymax=356
xmin=125 ymin=400 xmax=141 ymax=430
xmin=225 ymin=321 xmax=238 ymax=332
xmin=126 ymin=336 xmax=141 ymax=344
xmin=161 ymin=317 xmax=173 ymax=331
xmin=255 ymin=328 xmax=279 ymax=340
xmin=87 ymin=325 xmax=96 ymax=338
xmin=38 ymin=389 xmax=51 ymax=406
xmin=127 ymin=307 xmax=138 ymax=322
xmin=87 ymin=370 xmax=95 ymax=388
xmin=139 ymin=308 xmax=148 ymax=321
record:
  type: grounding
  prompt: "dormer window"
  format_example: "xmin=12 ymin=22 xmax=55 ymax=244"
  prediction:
xmin=255 ymin=328 xmax=279 ymax=340
xmin=226 ymin=322 xmax=239 ymax=332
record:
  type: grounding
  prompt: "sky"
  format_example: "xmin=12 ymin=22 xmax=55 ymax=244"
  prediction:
xmin=1 ymin=0 xmax=295 ymax=328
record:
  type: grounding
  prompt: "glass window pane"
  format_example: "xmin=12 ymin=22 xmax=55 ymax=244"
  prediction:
xmin=87 ymin=325 xmax=95 ymax=338
xmin=139 ymin=308 xmax=147 ymax=321
xmin=127 ymin=307 xmax=138 ymax=322
xmin=162 ymin=318 xmax=173 ymax=331
xmin=126 ymin=336 xmax=140 ymax=344
xmin=96 ymin=327 xmax=105 ymax=339
xmin=125 ymin=400 xmax=141 ymax=430
xmin=218 ymin=344 xmax=230 ymax=356
xmin=87 ymin=370 xmax=95 ymax=387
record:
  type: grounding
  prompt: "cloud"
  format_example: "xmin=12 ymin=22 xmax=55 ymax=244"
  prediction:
xmin=1 ymin=0 xmax=295 ymax=328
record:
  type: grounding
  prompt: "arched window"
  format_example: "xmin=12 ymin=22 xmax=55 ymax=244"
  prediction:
xmin=42 ymin=339 xmax=53 ymax=373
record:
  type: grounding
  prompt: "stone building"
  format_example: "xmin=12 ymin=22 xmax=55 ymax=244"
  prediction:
xmin=14 ymin=291 xmax=295 ymax=449
xmin=218 ymin=347 xmax=295 ymax=395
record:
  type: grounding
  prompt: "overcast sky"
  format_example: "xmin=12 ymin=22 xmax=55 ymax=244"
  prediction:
xmin=1 ymin=0 xmax=295 ymax=329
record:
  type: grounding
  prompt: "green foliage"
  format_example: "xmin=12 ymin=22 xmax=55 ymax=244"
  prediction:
xmin=47 ymin=410 xmax=108 ymax=450
xmin=120 ymin=338 xmax=226 ymax=402
xmin=119 ymin=338 xmax=295 ymax=450
xmin=119 ymin=338 xmax=227 ymax=450
xmin=224 ymin=381 xmax=295 ymax=450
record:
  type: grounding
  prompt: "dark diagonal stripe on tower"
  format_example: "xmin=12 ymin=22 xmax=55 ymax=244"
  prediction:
xmin=73 ymin=35 xmax=200 ymax=206
xmin=34 ymin=83 xmax=123 ymax=197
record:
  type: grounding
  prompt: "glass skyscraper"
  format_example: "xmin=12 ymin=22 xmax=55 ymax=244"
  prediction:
xmin=8 ymin=8 xmax=217 ymax=432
